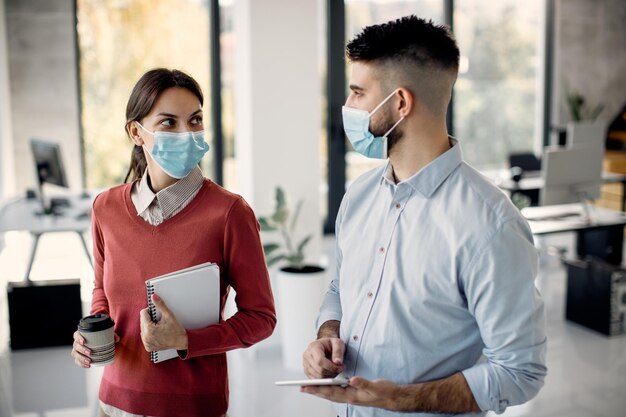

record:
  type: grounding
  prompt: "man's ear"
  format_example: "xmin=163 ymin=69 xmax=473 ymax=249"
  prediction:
xmin=396 ymin=87 xmax=414 ymax=118
xmin=127 ymin=121 xmax=144 ymax=146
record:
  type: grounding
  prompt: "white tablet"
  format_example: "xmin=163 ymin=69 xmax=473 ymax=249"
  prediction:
xmin=275 ymin=375 xmax=349 ymax=387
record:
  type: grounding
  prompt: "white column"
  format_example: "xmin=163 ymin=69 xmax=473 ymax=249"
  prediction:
xmin=0 ymin=0 xmax=15 ymax=202
xmin=6 ymin=0 xmax=82 ymax=194
xmin=234 ymin=0 xmax=323 ymax=264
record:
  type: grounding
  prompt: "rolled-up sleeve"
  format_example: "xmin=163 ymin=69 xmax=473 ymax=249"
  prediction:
xmin=461 ymin=216 xmax=547 ymax=414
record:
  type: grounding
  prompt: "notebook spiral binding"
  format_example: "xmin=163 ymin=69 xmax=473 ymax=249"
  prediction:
xmin=145 ymin=282 xmax=159 ymax=363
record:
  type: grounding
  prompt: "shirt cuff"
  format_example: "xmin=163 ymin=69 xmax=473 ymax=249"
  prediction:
xmin=315 ymin=293 xmax=342 ymax=332
xmin=462 ymin=363 xmax=509 ymax=414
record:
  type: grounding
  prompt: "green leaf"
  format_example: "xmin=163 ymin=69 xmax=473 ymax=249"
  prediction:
xmin=289 ymin=199 xmax=304 ymax=234
xmin=590 ymin=104 xmax=604 ymax=121
xmin=275 ymin=187 xmax=286 ymax=213
xmin=271 ymin=207 xmax=289 ymax=225
xmin=267 ymin=254 xmax=287 ymax=268
xmin=263 ymin=243 xmax=281 ymax=257
xmin=297 ymin=234 xmax=313 ymax=255
xmin=259 ymin=217 xmax=277 ymax=231
xmin=286 ymin=254 xmax=305 ymax=268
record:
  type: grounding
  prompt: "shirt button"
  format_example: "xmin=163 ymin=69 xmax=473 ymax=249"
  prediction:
xmin=379 ymin=247 xmax=385 ymax=254
xmin=395 ymin=203 xmax=401 ymax=209
xmin=352 ymin=335 xmax=359 ymax=341
xmin=367 ymin=292 xmax=373 ymax=298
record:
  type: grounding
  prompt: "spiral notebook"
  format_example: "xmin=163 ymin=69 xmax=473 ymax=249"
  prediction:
xmin=145 ymin=261 xmax=220 ymax=363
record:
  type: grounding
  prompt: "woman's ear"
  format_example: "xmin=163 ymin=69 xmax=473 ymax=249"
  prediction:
xmin=127 ymin=121 xmax=144 ymax=146
xmin=396 ymin=87 xmax=414 ymax=118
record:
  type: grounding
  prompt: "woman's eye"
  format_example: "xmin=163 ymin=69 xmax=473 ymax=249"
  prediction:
xmin=191 ymin=117 xmax=203 ymax=125
xmin=160 ymin=118 xmax=175 ymax=127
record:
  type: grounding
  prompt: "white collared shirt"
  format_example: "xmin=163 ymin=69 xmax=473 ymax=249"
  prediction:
xmin=130 ymin=166 xmax=205 ymax=226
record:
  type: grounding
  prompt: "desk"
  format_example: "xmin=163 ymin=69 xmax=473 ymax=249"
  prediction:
xmin=483 ymin=169 xmax=626 ymax=211
xmin=0 ymin=195 xmax=94 ymax=282
xmin=522 ymin=203 xmax=626 ymax=265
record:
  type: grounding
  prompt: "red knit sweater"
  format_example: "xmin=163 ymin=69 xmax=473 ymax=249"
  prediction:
xmin=90 ymin=179 xmax=276 ymax=417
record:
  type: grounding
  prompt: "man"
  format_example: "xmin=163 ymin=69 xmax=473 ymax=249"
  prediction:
xmin=302 ymin=15 xmax=547 ymax=417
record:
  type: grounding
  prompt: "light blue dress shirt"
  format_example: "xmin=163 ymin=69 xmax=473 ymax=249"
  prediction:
xmin=317 ymin=139 xmax=547 ymax=417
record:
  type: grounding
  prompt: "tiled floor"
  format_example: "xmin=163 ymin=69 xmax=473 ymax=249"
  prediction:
xmin=1 ymin=232 xmax=625 ymax=417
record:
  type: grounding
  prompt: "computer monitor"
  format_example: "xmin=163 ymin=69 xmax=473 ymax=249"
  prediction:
xmin=30 ymin=139 xmax=69 ymax=214
xmin=540 ymin=144 xmax=604 ymax=206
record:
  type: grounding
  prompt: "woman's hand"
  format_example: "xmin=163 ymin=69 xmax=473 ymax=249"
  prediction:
xmin=71 ymin=330 xmax=120 ymax=368
xmin=140 ymin=294 xmax=188 ymax=352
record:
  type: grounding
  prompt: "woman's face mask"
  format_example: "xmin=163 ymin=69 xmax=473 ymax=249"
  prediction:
xmin=342 ymin=89 xmax=405 ymax=159
xmin=136 ymin=122 xmax=209 ymax=179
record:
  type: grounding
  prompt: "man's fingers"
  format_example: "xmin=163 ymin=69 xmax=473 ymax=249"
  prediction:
xmin=114 ymin=332 xmax=120 ymax=343
xmin=348 ymin=376 xmax=370 ymax=390
xmin=304 ymin=340 xmax=343 ymax=378
xmin=330 ymin=338 xmax=345 ymax=365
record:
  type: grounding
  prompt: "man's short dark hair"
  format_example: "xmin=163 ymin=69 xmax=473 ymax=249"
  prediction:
xmin=347 ymin=15 xmax=459 ymax=72
xmin=347 ymin=15 xmax=460 ymax=116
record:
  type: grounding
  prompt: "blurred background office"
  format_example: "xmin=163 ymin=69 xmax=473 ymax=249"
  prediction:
xmin=0 ymin=0 xmax=625 ymax=416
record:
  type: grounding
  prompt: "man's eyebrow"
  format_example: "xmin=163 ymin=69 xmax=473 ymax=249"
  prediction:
xmin=349 ymin=84 xmax=364 ymax=92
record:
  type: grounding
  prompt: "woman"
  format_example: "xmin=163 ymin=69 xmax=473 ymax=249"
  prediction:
xmin=71 ymin=68 xmax=276 ymax=417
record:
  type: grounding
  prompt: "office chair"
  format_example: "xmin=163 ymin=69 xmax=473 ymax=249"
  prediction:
xmin=508 ymin=152 xmax=542 ymax=173
xmin=508 ymin=152 xmax=542 ymax=206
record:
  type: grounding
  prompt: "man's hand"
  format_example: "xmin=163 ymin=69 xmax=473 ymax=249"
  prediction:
xmin=303 ymin=337 xmax=346 ymax=378
xmin=302 ymin=372 xmax=481 ymax=414
xmin=301 ymin=377 xmax=400 ymax=410
xmin=140 ymin=294 xmax=188 ymax=352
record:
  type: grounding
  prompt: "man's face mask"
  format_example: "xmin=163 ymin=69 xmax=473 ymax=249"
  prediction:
xmin=342 ymin=89 xmax=405 ymax=159
xmin=136 ymin=122 xmax=209 ymax=179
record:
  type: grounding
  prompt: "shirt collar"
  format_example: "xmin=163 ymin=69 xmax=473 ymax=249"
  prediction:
xmin=135 ymin=166 xmax=204 ymax=217
xmin=380 ymin=137 xmax=462 ymax=198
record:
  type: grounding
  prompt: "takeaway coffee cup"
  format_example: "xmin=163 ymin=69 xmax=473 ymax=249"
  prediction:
xmin=78 ymin=314 xmax=115 ymax=366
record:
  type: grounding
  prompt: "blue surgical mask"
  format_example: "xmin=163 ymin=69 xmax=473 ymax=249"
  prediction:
xmin=342 ymin=90 xmax=405 ymax=159
xmin=136 ymin=122 xmax=209 ymax=179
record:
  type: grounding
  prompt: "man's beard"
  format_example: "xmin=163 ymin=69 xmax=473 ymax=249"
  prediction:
xmin=371 ymin=110 xmax=404 ymax=155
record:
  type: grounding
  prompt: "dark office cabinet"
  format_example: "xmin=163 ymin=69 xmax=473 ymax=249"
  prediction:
xmin=576 ymin=227 xmax=624 ymax=266
xmin=564 ymin=259 xmax=626 ymax=336
xmin=7 ymin=279 xmax=82 ymax=350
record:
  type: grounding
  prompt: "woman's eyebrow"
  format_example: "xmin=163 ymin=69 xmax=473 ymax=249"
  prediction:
xmin=155 ymin=112 xmax=178 ymax=118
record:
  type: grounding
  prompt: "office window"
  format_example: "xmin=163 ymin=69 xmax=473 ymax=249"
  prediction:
xmin=219 ymin=0 xmax=237 ymax=191
xmin=344 ymin=0 xmax=444 ymax=186
xmin=76 ymin=0 xmax=212 ymax=188
xmin=453 ymin=0 xmax=543 ymax=169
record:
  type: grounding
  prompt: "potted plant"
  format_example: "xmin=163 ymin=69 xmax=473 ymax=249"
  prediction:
xmin=259 ymin=187 xmax=327 ymax=370
xmin=565 ymin=91 xmax=606 ymax=147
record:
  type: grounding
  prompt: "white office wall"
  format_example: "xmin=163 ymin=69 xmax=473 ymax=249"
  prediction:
xmin=234 ymin=0 xmax=323 ymax=264
xmin=0 ymin=0 xmax=15 ymax=202
xmin=6 ymin=0 xmax=82 ymax=194
xmin=552 ymin=0 xmax=626 ymax=126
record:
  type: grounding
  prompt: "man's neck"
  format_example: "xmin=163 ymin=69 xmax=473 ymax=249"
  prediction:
xmin=389 ymin=122 xmax=451 ymax=183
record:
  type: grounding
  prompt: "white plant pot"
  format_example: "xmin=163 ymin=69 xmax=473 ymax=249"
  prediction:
xmin=276 ymin=265 xmax=327 ymax=370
